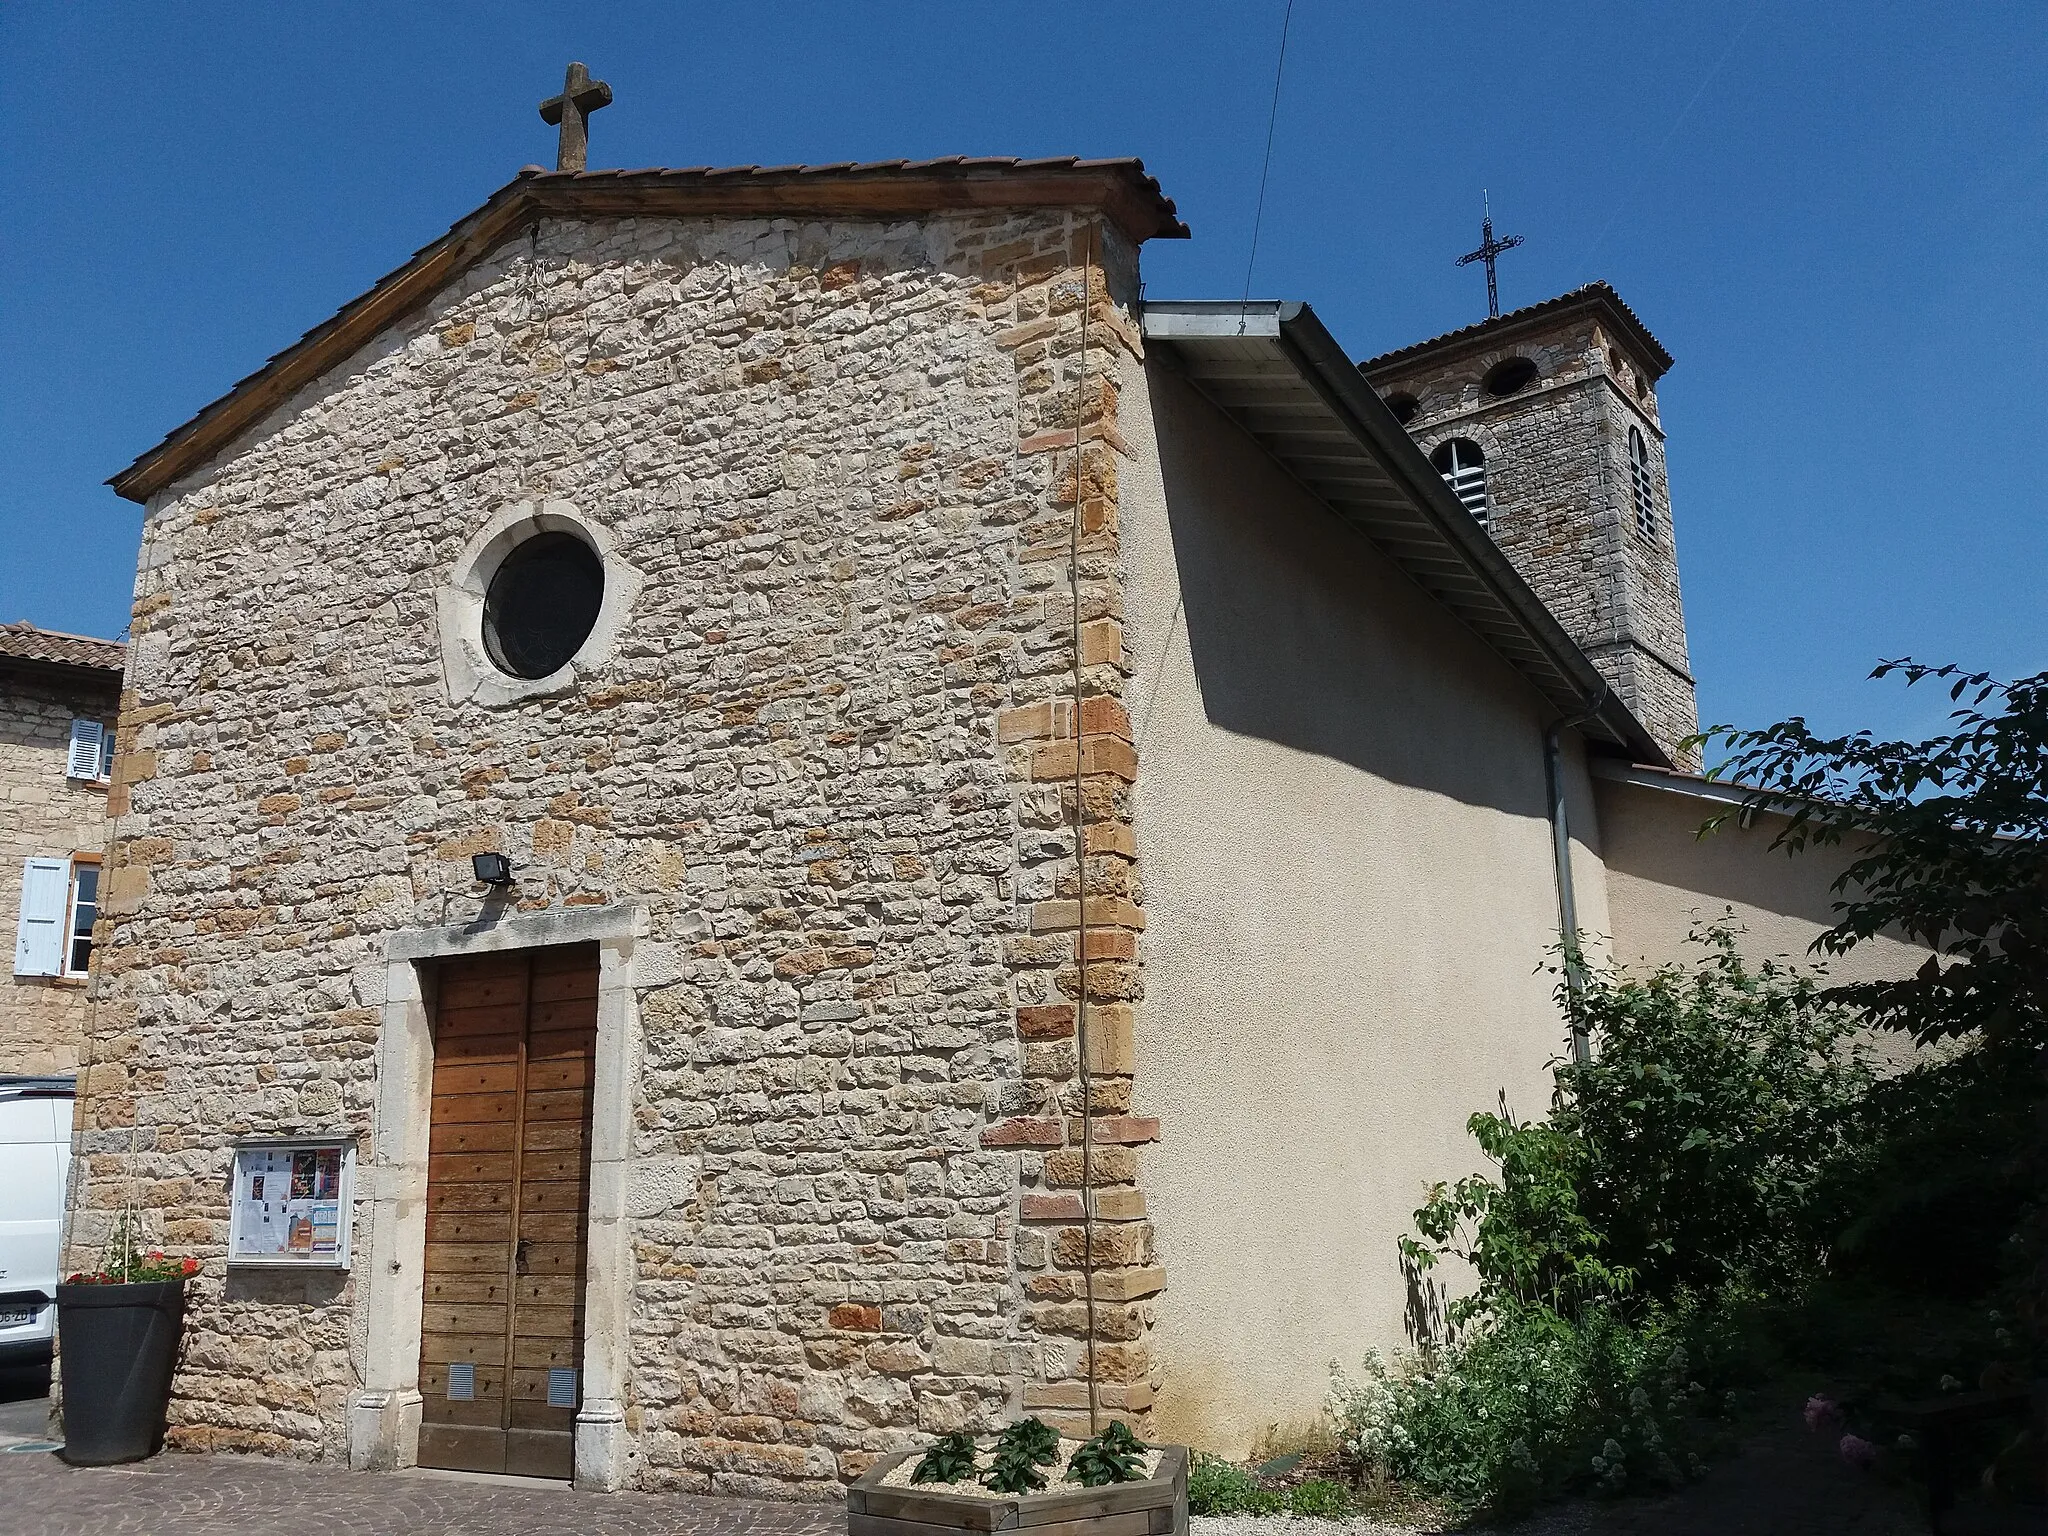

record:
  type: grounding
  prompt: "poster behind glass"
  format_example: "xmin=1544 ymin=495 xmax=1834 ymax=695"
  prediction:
xmin=230 ymin=1144 xmax=348 ymax=1265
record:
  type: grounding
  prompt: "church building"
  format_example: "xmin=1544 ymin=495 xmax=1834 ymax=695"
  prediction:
xmin=67 ymin=78 xmax=1921 ymax=1496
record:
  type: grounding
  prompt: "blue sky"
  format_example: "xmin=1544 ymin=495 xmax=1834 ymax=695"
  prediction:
xmin=4 ymin=2 xmax=2042 ymax=744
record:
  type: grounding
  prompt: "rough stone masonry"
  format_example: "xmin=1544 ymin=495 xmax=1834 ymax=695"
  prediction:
xmin=82 ymin=200 xmax=1163 ymax=1495
xmin=1364 ymin=293 xmax=1700 ymax=765
xmin=1 ymin=627 xmax=123 ymax=1074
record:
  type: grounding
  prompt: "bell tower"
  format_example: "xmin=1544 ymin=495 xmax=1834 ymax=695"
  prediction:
xmin=1360 ymin=283 xmax=1698 ymax=766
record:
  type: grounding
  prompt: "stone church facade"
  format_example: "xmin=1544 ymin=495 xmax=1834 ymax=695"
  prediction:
xmin=69 ymin=156 xmax=1918 ymax=1494
xmin=89 ymin=167 xmax=1183 ymax=1493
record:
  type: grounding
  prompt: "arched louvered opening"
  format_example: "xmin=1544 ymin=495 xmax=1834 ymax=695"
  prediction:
xmin=1629 ymin=426 xmax=1657 ymax=541
xmin=1431 ymin=438 xmax=1489 ymax=529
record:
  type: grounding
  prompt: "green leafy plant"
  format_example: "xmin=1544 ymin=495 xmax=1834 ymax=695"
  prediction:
xmin=1702 ymin=660 xmax=2048 ymax=1048
xmin=1703 ymin=661 xmax=2047 ymax=1383
xmin=1185 ymin=1451 xmax=1360 ymax=1518
xmin=1065 ymin=1419 xmax=1146 ymax=1487
xmin=64 ymin=1208 xmax=202 ymax=1286
xmin=1402 ymin=928 xmax=1873 ymax=1323
xmin=1400 ymin=1107 xmax=1631 ymax=1329
xmin=1284 ymin=1478 xmax=1356 ymax=1518
xmin=910 ymin=1430 xmax=978 ymax=1485
xmin=982 ymin=1417 xmax=1060 ymax=1494
xmin=1335 ymin=1300 xmax=1729 ymax=1516
xmin=1186 ymin=1454 xmax=1283 ymax=1516
xmin=1379 ymin=930 xmax=1861 ymax=1513
xmin=1554 ymin=926 xmax=1873 ymax=1303
xmin=1365 ymin=666 xmax=2048 ymax=1518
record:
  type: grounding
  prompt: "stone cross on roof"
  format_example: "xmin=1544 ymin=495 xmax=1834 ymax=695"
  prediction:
xmin=538 ymin=62 xmax=612 ymax=172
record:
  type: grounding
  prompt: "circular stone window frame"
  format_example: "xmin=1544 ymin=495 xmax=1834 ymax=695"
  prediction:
xmin=436 ymin=499 xmax=643 ymax=708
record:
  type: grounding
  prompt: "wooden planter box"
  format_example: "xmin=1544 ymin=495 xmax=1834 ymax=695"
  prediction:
xmin=850 ymin=1446 xmax=1188 ymax=1536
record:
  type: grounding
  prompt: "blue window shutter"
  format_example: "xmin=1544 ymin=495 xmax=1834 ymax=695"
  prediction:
xmin=67 ymin=720 xmax=104 ymax=781
xmin=13 ymin=858 xmax=69 ymax=977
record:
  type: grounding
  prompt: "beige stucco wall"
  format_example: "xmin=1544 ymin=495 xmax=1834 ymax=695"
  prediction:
xmin=1118 ymin=359 xmax=1611 ymax=1454
xmin=2 ymin=666 xmax=119 ymax=1074
xmin=1592 ymin=772 xmax=1928 ymax=989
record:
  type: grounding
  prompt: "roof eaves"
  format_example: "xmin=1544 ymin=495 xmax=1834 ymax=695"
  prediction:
xmin=1358 ymin=282 xmax=1673 ymax=378
xmin=110 ymin=157 xmax=1188 ymax=505
xmin=0 ymin=622 xmax=128 ymax=677
xmin=1139 ymin=299 xmax=1670 ymax=767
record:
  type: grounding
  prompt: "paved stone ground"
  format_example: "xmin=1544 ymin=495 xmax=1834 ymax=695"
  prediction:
xmin=0 ymin=1444 xmax=842 ymax=1536
xmin=0 ymin=1366 xmax=53 ymax=1445
xmin=0 ymin=1388 xmax=2031 ymax=1536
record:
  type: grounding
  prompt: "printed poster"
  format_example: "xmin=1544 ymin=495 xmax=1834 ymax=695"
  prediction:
xmin=232 ymin=1145 xmax=347 ymax=1262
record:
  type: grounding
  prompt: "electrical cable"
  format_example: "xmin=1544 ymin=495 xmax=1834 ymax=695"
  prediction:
xmin=1239 ymin=0 xmax=1297 ymax=326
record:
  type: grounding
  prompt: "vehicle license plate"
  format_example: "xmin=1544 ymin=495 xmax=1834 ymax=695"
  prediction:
xmin=0 ymin=1307 xmax=37 ymax=1327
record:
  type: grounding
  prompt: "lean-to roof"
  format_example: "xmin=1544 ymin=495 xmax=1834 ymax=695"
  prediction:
xmin=1142 ymin=300 xmax=1668 ymax=764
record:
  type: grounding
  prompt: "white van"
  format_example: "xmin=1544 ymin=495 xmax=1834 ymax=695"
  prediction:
xmin=0 ymin=1077 xmax=74 ymax=1368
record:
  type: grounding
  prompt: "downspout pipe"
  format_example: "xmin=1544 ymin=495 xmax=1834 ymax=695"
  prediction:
xmin=1546 ymin=686 xmax=1609 ymax=1065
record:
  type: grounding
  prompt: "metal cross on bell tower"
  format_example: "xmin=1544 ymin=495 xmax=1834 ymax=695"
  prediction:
xmin=539 ymin=62 xmax=612 ymax=172
xmin=1455 ymin=191 xmax=1524 ymax=319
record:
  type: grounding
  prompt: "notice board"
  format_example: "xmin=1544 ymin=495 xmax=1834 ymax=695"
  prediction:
xmin=227 ymin=1138 xmax=355 ymax=1269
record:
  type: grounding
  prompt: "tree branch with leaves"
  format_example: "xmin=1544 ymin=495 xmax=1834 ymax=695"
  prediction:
xmin=1699 ymin=661 xmax=2048 ymax=1047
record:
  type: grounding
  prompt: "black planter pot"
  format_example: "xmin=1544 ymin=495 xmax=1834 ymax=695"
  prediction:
xmin=55 ymin=1281 xmax=186 ymax=1466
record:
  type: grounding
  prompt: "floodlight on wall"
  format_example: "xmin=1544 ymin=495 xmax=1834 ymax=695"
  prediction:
xmin=471 ymin=852 xmax=514 ymax=886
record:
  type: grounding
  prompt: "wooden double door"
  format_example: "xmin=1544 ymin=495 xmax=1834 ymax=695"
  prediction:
xmin=417 ymin=943 xmax=597 ymax=1479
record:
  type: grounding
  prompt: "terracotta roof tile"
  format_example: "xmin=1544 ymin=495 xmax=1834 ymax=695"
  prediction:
xmin=0 ymin=622 xmax=126 ymax=675
xmin=1358 ymin=281 xmax=1674 ymax=377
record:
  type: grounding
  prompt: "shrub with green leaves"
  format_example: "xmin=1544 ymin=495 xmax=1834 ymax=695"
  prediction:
xmin=1554 ymin=927 xmax=1873 ymax=1302
xmin=1373 ymin=930 xmax=1855 ymax=1513
xmin=1066 ymin=1420 xmax=1146 ymax=1487
xmin=1361 ymin=665 xmax=2048 ymax=1516
xmin=1344 ymin=1301 xmax=1725 ymax=1514
xmin=1401 ymin=927 xmax=1871 ymax=1323
xmin=1282 ymin=1478 xmax=1356 ymax=1518
xmin=910 ymin=1431 xmax=978 ymax=1485
xmin=1186 ymin=1453 xmax=1360 ymax=1518
xmin=1186 ymin=1454 xmax=1283 ymax=1516
xmin=982 ymin=1417 xmax=1060 ymax=1494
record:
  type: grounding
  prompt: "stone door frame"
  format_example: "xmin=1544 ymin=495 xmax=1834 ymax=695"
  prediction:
xmin=347 ymin=903 xmax=643 ymax=1491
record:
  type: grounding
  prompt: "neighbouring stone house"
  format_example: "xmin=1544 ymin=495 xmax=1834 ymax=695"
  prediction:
xmin=69 ymin=151 xmax=1926 ymax=1495
xmin=4 ymin=622 xmax=124 ymax=1075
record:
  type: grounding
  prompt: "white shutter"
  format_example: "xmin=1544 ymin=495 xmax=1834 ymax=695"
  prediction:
xmin=67 ymin=720 xmax=105 ymax=780
xmin=13 ymin=858 xmax=69 ymax=977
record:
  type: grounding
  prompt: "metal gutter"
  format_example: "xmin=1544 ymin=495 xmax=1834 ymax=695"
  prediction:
xmin=1588 ymin=758 xmax=1792 ymax=813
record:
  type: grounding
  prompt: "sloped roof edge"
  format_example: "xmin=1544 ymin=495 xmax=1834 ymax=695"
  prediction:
xmin=0 ymin=621 xmax=127 ymax=677
xmin=1141 ymin=299 xmax=1670 ymax=766
xmin=110 ymin=157 xmax=1188 ymax=505
xmin=1357 ymin=282 xmax=1674 ymax=379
